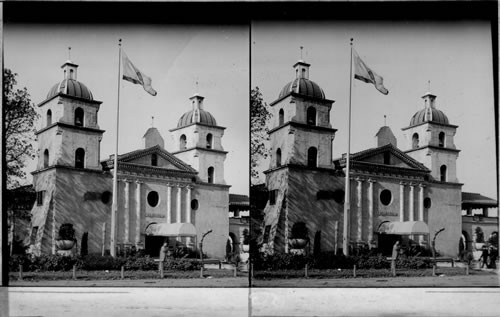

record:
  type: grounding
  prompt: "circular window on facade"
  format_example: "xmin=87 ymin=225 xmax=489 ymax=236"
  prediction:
xmin=380 ymin=189 xmax=392 ymax=206
xmin=333 ymin=189 xmax=345 ymax=204
xmin=191 ymin=199 xmax=199 ymax=210
xmin=424 ymin=197 xmax=431 ymax=209
xmin=147 ymin=191 xmax=159 ymax=207
xmin=101 ymin=191 xmax=112 ymax=204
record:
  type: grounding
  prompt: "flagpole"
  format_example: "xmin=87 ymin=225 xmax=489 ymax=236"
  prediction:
xmin=343 ymin=38 xmax=353 ymax=256
xmin=110 ymin=38 xmax=122 ymax=257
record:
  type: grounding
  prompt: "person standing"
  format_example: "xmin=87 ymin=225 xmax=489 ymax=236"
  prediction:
xmin=391 ymin=241 xmax=401 ymax=274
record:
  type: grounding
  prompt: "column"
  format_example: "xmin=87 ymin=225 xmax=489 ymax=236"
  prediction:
xmin=418 ymin=183 xmax=425 ymax=245
xmin=409 ymin=183 xmax=415 ymax=222
xmin=356 ymin=178 xmax=363 ymax=242
xmin=166 ymin=184 xmax=172 ymax=224
xmin=368 ymin=179 xmax=375 ymax=248
xmin=135 ymin=181 xmax=142 ymax=247
xmin=418 ymin=184 xmax=425 ymax=222
xmin=185 ymin=186 xmax=192 ymax=223
xmin=176 ymin=185 xmax=182 ymax=223
xmin=399 ymin=182 xmax=405 ymax=222
xmin=124 ymin=180 xmax=130 ymax=243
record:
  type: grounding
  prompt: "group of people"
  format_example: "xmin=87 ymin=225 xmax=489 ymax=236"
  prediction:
xmin=479 ymin=233 xmax=498 ymax=269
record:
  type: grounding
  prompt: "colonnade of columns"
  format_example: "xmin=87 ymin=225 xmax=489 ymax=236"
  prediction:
xmin=119 ymin=179 xmax=193 ymax=246
xmin=352 ymin=178 xmax=426 ymax=246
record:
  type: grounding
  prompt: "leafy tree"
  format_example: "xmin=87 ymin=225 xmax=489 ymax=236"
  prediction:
xmin=4 ymin=68 xmax=39 ymax=188
xmin=250 ymin=87 xmax=271 ymax=184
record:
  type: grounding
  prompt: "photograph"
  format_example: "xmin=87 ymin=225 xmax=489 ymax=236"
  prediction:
xmin=4 ymin=21 xmax=250 ymax=292
xmin=250 ymin=19 xmax=498 ymax=289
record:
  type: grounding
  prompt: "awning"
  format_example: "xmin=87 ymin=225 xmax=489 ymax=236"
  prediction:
xmin=145 ymin=223 xmax=197 ymax=237
xmin=378 ymin=221 xmax=429 ymax=235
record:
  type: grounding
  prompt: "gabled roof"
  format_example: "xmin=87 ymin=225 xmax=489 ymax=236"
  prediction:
xmin=102 ymin=144 xmax=197 ymax=174
xmin=335 ymin=143 xmax=430 ymax=173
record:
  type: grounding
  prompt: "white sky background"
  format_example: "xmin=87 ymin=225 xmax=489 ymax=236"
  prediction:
xmin=252 ymin=20 xmax=497 ymax=200
xmin=4 ymin=24 xmax=249 ymax=195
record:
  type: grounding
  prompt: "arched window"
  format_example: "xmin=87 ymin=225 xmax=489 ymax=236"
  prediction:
xmin=75 ymin=148 xmax=85 ymax=168
xmin=151 ymin=153 xmax=158 ymax=166
xmin=206 ymin=133 xmax=213 ymax=149
xmin=69 ymin=69 xmax=74 ymax=80
xmin=438 ymin=132 xmax=445 ymax=147
xmin=306 ymin=107 xmax=316 ymax=126
xmin=74 ymin=108 xmax=84 ymax=127
xmin=43 ymin=149 xmax=49 ymax=168
xmin=208 ymin=167 xmax=214 ymax=184
xmin=307 ymin=147 xmax=317 ymax=168
xmin=276 ymin=148 xmax=282 ymax=167
xmin=180 ymin=135 xmax=187 ymax=150
xmin=278 ymin=109 xmax=284 ymax=126
xmin=440 ymin=165 xmax=447 ymax=182
xmin=46 ymin=109 xmax=52 ymax=126
xmin=412 ymin=133 xmax=419 ymax=149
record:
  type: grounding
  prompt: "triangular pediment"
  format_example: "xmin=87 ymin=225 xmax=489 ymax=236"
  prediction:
xmin=350 ymin=144 xmax=429 ymax=171
xmin=102 ymin=145 xmax=197 ymax=173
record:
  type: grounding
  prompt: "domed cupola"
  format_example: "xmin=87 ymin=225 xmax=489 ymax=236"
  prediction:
xmin=46 ymin=60 xmax=94 ymax=101
xmin=408 ymin=92 xmax=449 ymax=126
xmin=278 ymin=60 xmax=325 ymax=100
xmin=177 ymin=93 xmax=217 ymax=128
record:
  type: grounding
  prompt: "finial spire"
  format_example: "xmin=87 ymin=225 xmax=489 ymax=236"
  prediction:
xmin=196 ymin=80 xmax=199 ymax=94
xmin=151 ymin=116 xmax=154 ymax=127
xmin=300 ymin=46 xmax=304 ymax=60
xmin=384 ymin=115 xmax=387 ymax=126
xmin=68 ymin=46 xmax=72 ymax=61
xmin=428 ymin=80 xmax=431 ymax=92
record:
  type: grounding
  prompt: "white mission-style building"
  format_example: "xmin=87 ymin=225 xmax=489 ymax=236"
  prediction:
xmin=28 ymin=58 xmax=231 ymax=259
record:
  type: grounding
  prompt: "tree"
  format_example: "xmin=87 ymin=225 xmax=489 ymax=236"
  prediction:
xmin=250 ymin=87 xmax=271 ymax=184
xmin=4 ymin=68 xmax=39 ymax=189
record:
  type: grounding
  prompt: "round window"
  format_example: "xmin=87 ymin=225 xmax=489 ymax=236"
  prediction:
xmin=147 ymin=191 xmax=159 ymax=207
xmin=191 ymin=199 xmax=199 ymax=210
xmin=380 ymin=189 xmax=392 ymax=206
xmin=101 ymin=191 xmax=112 ymax=204
xmin=333 ymin=189 xmax=345 ymax=204
xmin=424 ymin=197 xmax=431 ymax=209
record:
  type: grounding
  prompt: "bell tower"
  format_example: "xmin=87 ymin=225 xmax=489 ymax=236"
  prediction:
xmin=402 ymin=91 xmax=460 ymax=183
xmin=34 ymin=58 xmax=104 ymax=173
xmin=170 ymin=93 xmax=227 ymax=185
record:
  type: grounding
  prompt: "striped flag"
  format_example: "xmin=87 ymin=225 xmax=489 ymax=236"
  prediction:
xmin=353 ymin=49 xmax=388 ymax=95
xmin=122 ymin=51 xmax=157 ymax=96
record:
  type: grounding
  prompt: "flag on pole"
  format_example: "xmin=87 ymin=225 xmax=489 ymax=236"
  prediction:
xmin=122 ymin=51 xmax=157 ymax=96
xmin=353 ymin=49 xmax=388 ymax=95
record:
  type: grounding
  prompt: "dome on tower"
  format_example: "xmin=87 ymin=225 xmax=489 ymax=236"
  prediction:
xmin=177 ymin=109 xmax=217 ymax=127
xmin=409 ymin=108 xmax=449 ymax=126
xmin=46 ymin=59 xmax=94 ymax=101
xmin=47 ymin=79 xmax=94 ymax=101
xmin=177 ymin=93 xmax=217 ymax=128
xmin=279 ymin=77 xmax=325 ymax=100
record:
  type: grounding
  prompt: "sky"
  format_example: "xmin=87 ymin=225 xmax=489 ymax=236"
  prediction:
xmin=4 ymin=23 xmax=249 ymax=195
xmin=252 ymin=20 xmax=497 ymax=199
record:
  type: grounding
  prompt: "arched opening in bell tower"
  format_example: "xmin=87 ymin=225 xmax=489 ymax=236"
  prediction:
xmin=46 ymin=109 xmax=52 ymax=126
xmin=306 ymin=107 xmax=316 ymax=126
xmin=43 ymin=149 xmax=49 ymax=168
xmin=307 ymin=147 xmax=317 ymax=168
xmin=206 ymin=133 xmax=213 ymax=149
xmin=75 ymin=148 xmax=85 ymax=168
xmin=412 ymin=133 xmax=419 ymax=149
xmin=74 ymin=107 xmax=84 ymax=127
xmin=440 ymin=165 xmax=447 ymax=182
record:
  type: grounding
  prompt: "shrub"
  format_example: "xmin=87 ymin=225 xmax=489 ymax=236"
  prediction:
xmin=80 ymin=232 xmax=88 ymax=257
xmin=58 ymin=223 xmax=76 ymax=241
xmin=124 ymin=255 xmax=157 ymax=271
xmin=163 ymin=259 xmax=201 ymax=271
xmin=253 ymin=252 xmax=309 ymax=271
xmin=396 ymin=256 xmax=432 ymax=269
xmin=79 ymin=254 xmax=126 ymax=271
xmin=309 ymin=251 xmax=355 ymax=270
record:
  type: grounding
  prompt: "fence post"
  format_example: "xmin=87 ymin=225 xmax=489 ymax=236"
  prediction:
xmin=305 ymin=263 xmax=308 ymax=278
xmin=159 ymin=261 xmax=164 ymax=279
xmin=200 ymin=265 xmax=204 ymax=278
xmin=432 ymin=264 xmax=436 ymax=276
xmin=353 ymin=265 xmax=356 ymax=278
xmin=18 ymin=265 xmax=23 ymax=280
xmin=219 ymin=261 xmax=222 ymax=270
xmin=466 ymin=265 xmax=469 ymax=275
xmin=234 ymin=264 xmax=237 ymax=277
xmin=391 ymin=259 xmax=396 ymax=277
xmin=72 ymin=265 xmax=77 ymax=280
xmin=121 ymin=266 xmax=124 ymax=279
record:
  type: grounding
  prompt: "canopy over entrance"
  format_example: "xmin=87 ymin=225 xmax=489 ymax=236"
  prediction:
xmin=378 ymin=221 xmax=429 ymax=235
xmin=145 ymin=223 xmax=197 ymax=237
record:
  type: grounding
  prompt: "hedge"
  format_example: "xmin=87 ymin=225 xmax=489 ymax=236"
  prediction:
xmin=253 ymin=252 xmax=433 ymax=271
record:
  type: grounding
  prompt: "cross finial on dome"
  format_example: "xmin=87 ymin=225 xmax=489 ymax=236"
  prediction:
xmin=300 ymin=46 xmax=304 ymax=60
xmin=384 ymin=115 xmax=387 ymax=126
xmin=151 ymin=116 xmax=154 ymax=127
xmin=68 ymin=46 xmax=72 ymax=61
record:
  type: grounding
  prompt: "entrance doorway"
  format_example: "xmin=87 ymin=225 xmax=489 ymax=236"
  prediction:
xmin=145 ymin=235 xmax=167 ymax=257
xmin=378 ymin=234 xmax=402 ymax=256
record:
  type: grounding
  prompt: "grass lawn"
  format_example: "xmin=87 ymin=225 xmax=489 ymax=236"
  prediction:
xmin=9 ymin=269 xmax=247 ymax=281
xmin=253 ymin=267 xmax=484 ymax=279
